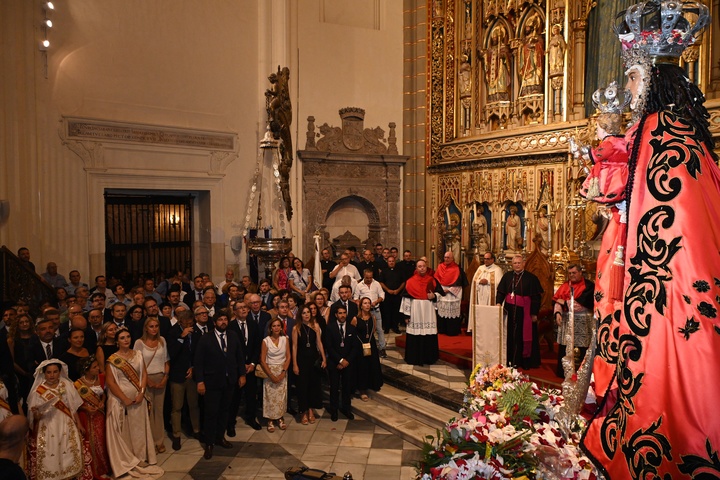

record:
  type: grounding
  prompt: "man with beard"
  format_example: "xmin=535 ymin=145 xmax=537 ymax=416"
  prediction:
xmin=194 ymin=309 xmax=245 ymax=459
xmin=496 ymin=255 xmax=543 ymax=369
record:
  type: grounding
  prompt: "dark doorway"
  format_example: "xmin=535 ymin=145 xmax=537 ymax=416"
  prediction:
xmin=105 ymin=193 xmax=193 ymax=286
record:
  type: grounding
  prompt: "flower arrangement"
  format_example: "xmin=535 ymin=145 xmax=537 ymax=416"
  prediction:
xmin=417 ymin=364 xmax=598 ymax=480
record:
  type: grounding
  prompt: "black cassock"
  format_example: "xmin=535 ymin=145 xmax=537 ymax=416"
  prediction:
xmin=496 ymin=270 xmax=543 ymax=369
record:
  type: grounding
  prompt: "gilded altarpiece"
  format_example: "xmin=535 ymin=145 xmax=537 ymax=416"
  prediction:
xmin=426 ymin=0 xmax=720 ymax=276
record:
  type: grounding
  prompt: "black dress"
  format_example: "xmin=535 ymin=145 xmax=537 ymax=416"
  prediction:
xmin=295 ymin=324 xmax=323 ymax=411
xmin=354 ymin=315 xmax=383 ymax=392
xmin=13 ymin=336 xmax=34 ymax=404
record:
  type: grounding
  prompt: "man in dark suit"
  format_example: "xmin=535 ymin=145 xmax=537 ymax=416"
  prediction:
xmin=274 ymin=300 xmax=295 ymax=339
xmin=29 ymin=316 xmax=63 ymax=369
xmin=324 ymin=305 xmax=359 ymax=421
xmin=194 ymin=309 xmax=245 ymax=460
xmin=246 ymin=294 xmax=271 ymax=337
xmin=227 ymin=301 xmax=262 ymax=433
xmin=167 ymin=309 xmax=201 ymax=450
xmin=257 ymin=279 xmax=275 ymax=311
xmin=329 ymin=285 xmax=358 ymax=325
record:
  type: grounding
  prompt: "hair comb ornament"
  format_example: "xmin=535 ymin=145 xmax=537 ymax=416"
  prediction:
xmin=592 ymin=81 xmax=632 ymax=115
xmin=614 ymin=1 xmax=711 ymax=67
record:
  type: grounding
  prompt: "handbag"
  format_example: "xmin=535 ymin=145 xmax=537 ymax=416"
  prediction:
xmin=362 ymin=342 xmax=372 ymax=357
xmin=255 ymin=366 xmax=268 ymax=379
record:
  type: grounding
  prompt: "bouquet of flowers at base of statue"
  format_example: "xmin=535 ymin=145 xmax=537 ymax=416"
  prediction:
xmin=417 ymin=364 xmax=598 ymax=480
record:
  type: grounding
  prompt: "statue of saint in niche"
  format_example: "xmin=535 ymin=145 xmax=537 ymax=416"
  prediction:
xmin=518 ymin=13 xmax=544 ymax=96
xmin=482 ymin=25 xmax=511 ymax=102
xmin=505 ymin=205 xmax=522 ymax=252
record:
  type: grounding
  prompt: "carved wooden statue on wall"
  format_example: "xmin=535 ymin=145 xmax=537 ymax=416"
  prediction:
xmin=504 ymin=204 xmax=523 ymax=253
xmin=482 ymin=25 xmax=512 ymax=102
xmin=518 ymin=12 xmax=544 ymax=97
xmin=266 ymin=66 xmax=294 ymax=220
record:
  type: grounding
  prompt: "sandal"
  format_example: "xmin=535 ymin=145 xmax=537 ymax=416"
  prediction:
xmin=308 ymin=410 xmax=316 ymax=424
xmin=278 ymin=418 xmax=287 ymax=430
xmin=267 ymin=421 xmax=275 ymax=433
xmin=361 ymin=394 xmax=370 ymax=402
xmin=301 ymin=413 xmax=309 ymax=425
xmin=155 ymin=443 xmax=166 ymax=453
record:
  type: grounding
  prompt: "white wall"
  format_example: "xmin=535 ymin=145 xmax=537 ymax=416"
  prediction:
xmin=0 ymin=0 xmax=404 ymax=284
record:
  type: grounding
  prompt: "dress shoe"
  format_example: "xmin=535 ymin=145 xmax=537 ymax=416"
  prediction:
xmin=392 ymin=327 xmax=401 ymax=334
xmin=330 ymin=410 xmax=338 ymax=422
xmin=192 ymin=432 xmax=203 ymax=441
xmin=226 ymin=426 xmax=236 ymax=437
xmin=340 ymin=409 xmax=354 ymax=420
xmin=380 ymin=349 xmax=387 ymax=358
xmin=171 ymin=436 xmax=181 ymax=451
xmin=383 ymin=328 xmax=389 ymax=334
xmin=218 ymin=438 xmax=233 ymax=449
xmin=245 ymin=419 xmax=262 ymax=431
xmin=203 ymin=445 xmax=213 ymax=459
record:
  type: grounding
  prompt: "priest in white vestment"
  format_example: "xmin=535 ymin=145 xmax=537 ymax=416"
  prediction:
xmin=468 ymin=252 xmax=504 ymax=332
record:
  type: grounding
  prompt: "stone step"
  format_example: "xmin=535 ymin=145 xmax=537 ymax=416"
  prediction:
xmin=369 ymin=383 xmax=457 ymax=431
xmin=351 ymin=395 xmax=441 ymax=449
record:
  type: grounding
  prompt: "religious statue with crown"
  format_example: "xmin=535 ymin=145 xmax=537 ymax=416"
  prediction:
xmin=580 ymin=2 xmax=720 ymax=479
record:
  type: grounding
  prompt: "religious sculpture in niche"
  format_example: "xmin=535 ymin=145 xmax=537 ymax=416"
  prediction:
xmin=482 ymin=25 xmax=512 ymax=102
xmin=266 ymin=66 xmax=294 ymax=220
xmin=505 ymin=204 xmax=523 ymax=253
xmin=518 ymin=12 xmax=545 ymax=97
xmin=305 ymin=108 xmax=398 ymax=156
xmin=548 ymin=24 xmax=566 ymax=77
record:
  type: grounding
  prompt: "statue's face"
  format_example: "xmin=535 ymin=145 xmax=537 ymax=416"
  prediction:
xmin=625 ymin=66 xmax=645 ymax=111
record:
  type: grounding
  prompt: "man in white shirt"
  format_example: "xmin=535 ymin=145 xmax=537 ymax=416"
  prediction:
xmin=216 ymin=268 xmax=238 ymax=296
xmin=329 ymin=254 xmax=361 ymax=282
xmin=353 ymin=269 xmax=387 ymax=358
xmin=330 ymin=275 xmax=358 ymax=303
xmin=468 ymin=252 xmax=504 ymax=333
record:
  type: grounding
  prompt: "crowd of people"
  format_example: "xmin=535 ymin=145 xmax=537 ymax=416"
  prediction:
xmin=0 ymin=243 xmax=437 ymax=478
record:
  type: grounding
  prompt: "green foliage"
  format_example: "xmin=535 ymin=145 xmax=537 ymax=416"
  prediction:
xmin=497 ymin=382 xmax=540 ymax=424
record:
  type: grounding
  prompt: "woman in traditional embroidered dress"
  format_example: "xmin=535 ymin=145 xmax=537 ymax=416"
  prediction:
xmin=74 ymin=356 xmax=111 ymax=479
xmin=27 ymin=360 xmax=86 ymax=480
xmin=0 ymin=377 xmax=12 ymax=422
xmin=133 ymin=318 xmax=169 ymax=454
xmin=292 ymin=306 xmax=326 ymax=425
xmin=401 ymin=260 xmax=444 ymax=366
xmin=351 ymin=297 xmax=383 ymax=400
xmin=259 ymin=319 xmax=291 ymax=432
xmin=94 ymin=322 xmax=118 ymax=368
xmin=105 ymin=327 xmax=162 ymax=478
xmin=581 ymin=3 xmax=720 ymax=478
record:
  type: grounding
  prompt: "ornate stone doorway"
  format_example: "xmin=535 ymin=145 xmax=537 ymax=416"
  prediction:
xmin=297 ymin=108 xmax=408 ymax=260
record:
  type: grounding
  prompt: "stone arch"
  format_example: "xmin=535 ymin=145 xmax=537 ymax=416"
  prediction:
xmin=323 ymin=194 xmax=383 ymax=255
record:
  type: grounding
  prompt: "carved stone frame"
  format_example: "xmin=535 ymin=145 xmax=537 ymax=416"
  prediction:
xmin=297 ymin=151 xmax=408 ymax=261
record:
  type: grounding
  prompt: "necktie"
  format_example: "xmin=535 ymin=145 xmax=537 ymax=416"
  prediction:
xmin=240 ymin=322 xmax=247 ymax=343
xmin=201 ymin=326 xmax=206 ymax=334
xmin=219 ymin=333 xmax=226 ymax=353
xmin=45 ymin=343 xmax=52 ymax=359
xmin=339 ymin=323 xmax=344 ymax=338
xmin=254 ymin=313 xmax=259 ymax=323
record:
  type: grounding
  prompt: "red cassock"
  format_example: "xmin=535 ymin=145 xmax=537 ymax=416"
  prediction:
xmin=582 ymin=111 xmax=720 ymax=479
xmin=580 ymin=134 xmax=629 ymax=401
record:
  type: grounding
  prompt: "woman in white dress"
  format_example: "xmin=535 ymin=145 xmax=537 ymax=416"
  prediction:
xmin=27 ymin=359 xmax=86 ymax=480
xmin=133 ymin=318 xmax=169 ymax=453
xmin=259 ymin=319 xmax=291 ymax=432
xmin=105 ymin=327 xmax=163 ymax=478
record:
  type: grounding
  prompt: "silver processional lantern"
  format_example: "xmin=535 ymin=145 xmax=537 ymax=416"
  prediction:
xmin=242 ymin=124 xmax=292 ymax=280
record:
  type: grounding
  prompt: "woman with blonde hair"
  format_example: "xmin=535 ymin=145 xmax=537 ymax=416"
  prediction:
xmin=259 ymin=318 xmax=291 ymax=432
xmin=134 ymin=318 xmax=169 ymax=453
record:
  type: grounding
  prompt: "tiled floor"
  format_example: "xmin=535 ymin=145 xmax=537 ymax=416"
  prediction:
xmin=153 ymin=413 xmax=423 ymax=480
xmin=151 ymin=332 xmax=467 ymax=480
